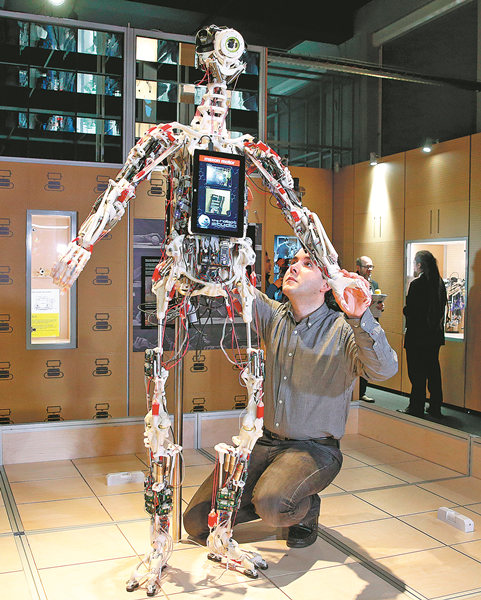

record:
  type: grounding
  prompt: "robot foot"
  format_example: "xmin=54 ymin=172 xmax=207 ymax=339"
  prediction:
xmin=125 ymin=551 xmax=165 ymax=596
xmin=206 ymin=533 xmax=268 ymax=578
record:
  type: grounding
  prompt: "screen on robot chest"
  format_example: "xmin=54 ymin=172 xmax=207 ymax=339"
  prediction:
xmin=191 ymin=149 xmax=245 ymax=238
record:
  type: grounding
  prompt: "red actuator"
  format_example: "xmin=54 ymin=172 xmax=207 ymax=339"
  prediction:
xmin=208 ymin=509 xmax=218 ymax=528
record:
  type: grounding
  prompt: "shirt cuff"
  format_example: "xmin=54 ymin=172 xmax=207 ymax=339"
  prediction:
xmin=346 ymin=308 xmax=378 ymax=334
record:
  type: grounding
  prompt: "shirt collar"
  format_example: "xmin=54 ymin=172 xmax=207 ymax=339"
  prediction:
xmin=286 ymin=301 xmax=330 ymax=328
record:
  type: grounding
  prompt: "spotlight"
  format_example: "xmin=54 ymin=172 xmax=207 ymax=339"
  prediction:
xmin=422 ymin=138 xmax=433 ymax=153
xmin=369 ymin=152 xmax=379 ymax=166
xmin=49 ymin=0 xmax=65 ymax=5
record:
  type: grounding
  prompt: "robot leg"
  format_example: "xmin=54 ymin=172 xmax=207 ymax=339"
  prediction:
xmin=205 ymin=346 xmax=267 ymax=577
xmin=126 ymin=345 xmax=182 ymax=595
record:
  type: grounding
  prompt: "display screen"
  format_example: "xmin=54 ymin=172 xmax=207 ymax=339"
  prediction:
xmin=191 ymin=149 xmax=245 ymax=238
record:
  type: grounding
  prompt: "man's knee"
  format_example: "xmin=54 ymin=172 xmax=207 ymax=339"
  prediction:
xmin=183 ymin=499 xmax=210 ymax=539
xmin=252 ymin=489 xmax=311 ymax=528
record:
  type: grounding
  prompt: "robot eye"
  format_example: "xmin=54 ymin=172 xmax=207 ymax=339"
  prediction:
xmin=225 ymin=37 xmax=240 ymax=53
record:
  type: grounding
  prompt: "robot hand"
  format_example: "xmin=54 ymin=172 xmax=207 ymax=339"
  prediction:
xmin=51 ymin=240 xmax=91 ymax=290
xmin=328 ymin=270 xmax=372 ymax=318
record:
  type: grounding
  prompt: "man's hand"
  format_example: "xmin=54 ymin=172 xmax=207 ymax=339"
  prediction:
xmin=328 ymin=269 xmax=372 ymax=318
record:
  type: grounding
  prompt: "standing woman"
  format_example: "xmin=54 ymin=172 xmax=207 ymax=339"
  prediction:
xmin=400 ymin=250 xmax=448 ymax=418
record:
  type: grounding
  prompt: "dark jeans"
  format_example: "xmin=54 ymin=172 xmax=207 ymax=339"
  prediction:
xmin=406 ymin=344 xmax=443 ymax=414
xmin=183 ymin=432 xmax=343 ymax=540
xmin=359 ymin=376 xmax=368 ymax=398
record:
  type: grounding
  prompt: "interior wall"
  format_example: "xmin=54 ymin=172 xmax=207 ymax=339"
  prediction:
xmin=334 ymin=132 xmax=478 ymax=411
xmin=0 ymin=161 xmax=128 ymax=424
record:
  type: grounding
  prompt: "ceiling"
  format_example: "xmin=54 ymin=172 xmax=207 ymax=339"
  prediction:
xmin=124 ymin=0 xmax=374 ymax=49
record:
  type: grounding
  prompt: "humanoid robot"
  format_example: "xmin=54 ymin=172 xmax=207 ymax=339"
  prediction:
xmin=51 ymin=25 xmax=369 ymax=597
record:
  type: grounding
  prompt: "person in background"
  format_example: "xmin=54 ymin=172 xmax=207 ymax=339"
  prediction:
xmin=399 ymin=250 xmax=447 ymax=418
xmin=355 ymin=256 xmax=384 ymax=403
xmin=266 ymin=258 xmax=289 ymax=302
xmin=264 ymin=251 xmax=272 ymax=291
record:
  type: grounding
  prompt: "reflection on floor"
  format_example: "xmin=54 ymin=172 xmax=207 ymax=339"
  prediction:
xmin=2 ymin=437 xmax=481 ymax=599
xmin=367 ymin=385 xmax=481 ymax=436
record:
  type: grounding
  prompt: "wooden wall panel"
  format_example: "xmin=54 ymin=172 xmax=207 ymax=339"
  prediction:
xmin=383 ymin=331 xmax=403 ymax=391
xmin=405 ymin=136 xmax=470 ymax=207
xmin=333 ymin=165 xmax=354 ymax=270
xmin=464 ymin=135 xmax=481 ymax=411
xmin=0 ymin=161 xmax=128 ymax=424
xmin=354 ymin=153 xmax=405 ymax=215
xmin=352 ymin=240 xmax=404 ymax=335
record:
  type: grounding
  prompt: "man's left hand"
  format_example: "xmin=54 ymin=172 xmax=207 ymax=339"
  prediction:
xmin=329 ymin=270 xmax=372 ymax=318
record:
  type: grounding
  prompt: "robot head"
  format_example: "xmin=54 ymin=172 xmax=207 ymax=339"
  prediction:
xmin=195 ymin=25 xmax=246 ymax=84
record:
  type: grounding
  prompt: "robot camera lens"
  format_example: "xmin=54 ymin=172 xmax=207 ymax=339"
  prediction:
xmin=226 ymin=37 xmax=240 ymax=52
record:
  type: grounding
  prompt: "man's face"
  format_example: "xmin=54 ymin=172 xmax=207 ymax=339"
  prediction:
xmin=265 ymin=253 xmax=272 ymax=275
xmin=357 ymin=257 xmax=374 ymax=281
xmin=282 ymin=249 xmax=330 ymax=301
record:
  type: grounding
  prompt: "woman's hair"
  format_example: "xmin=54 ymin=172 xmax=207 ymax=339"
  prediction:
xmin=414 ymin=250 xmax=441 ymax=285
xmin=414 ymin=250 xmax=446 ymax=329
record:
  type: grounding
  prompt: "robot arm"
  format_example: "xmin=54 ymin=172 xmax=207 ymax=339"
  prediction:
xmin=51 ymin=124 xmax=182 ymax=289
xmin=243 ymin=140 xmax=370 ymax=316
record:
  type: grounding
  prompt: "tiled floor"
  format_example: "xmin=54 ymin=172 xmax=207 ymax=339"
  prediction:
xmin=1 ymin=439 xmax=481 ymax=599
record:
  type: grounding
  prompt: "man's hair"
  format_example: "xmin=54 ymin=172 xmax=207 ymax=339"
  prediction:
xmin=355 ymin=257 xmax=362 ymax=267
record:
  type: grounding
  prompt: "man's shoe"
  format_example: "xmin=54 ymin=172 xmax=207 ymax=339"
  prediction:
xmin=426 ymin=407 xmax=443 ymax=418
xmin=360 ymin=394 xmax=375 ymax=403
xmin=286 ymin=514 xmax=318 ymax=549
xmin=396 ymin=408 xmax=423 ymax=417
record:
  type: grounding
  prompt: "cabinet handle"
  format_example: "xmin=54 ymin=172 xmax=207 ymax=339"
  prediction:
xmin=437 ymin=208 xmax=440 ymax=233
xmin=373 ymin=216 xmax=376 ymax=238
xmin=379 ymin=215 xmax=382 ymax=237
xmin=429 ymin=209 xmax=432 ymax=234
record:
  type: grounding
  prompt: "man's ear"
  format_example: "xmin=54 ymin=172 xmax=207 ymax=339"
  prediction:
xmin=320 ymin=278 xmax=331 ymax=293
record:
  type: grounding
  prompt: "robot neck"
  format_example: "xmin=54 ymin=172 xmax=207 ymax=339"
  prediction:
xmin=190 ymin=80 xmax=229 ymax=138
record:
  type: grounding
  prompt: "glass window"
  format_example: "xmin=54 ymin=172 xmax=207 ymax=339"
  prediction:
xmin=406 ymin=239 xmax=467 ymax=340
xmin=26 ymin=211 xmax=77 ymax=349
xmin=0 ymin=16 xmax=124 ymax=162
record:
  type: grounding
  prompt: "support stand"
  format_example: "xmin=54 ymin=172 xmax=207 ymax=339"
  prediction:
xmin=171 ymin=315 xmax=185 ymax=542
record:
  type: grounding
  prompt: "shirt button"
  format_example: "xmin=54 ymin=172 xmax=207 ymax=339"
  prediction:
xmin=294 ymin=330 xmax=298 ymax=335
xmin=288 ymin=352 xmax=292 ymax=357
xmin=275 ymin=423 xmax=279 ymax=427
xmin=279 ymin=400 xmax=283 ymax=404
xmin=283 ymin=376 xmax=287 ymax=380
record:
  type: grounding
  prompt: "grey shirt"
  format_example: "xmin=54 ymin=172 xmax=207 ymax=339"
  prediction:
xmin=253 ymin=289 xmax=398 ymax=440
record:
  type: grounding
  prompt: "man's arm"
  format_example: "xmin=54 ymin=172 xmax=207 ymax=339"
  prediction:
xmin=343 ymin=309 xmax=398 ymax=382
xmin=250 ymin=286 xmax=283 ymax=341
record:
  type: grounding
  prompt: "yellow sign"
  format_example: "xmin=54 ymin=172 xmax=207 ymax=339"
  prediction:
xmin=32 ymin=313 xmax=60 ymax=337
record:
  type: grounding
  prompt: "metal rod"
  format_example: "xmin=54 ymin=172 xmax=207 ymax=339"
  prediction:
xmin=171 ymin=311 xmax=185 ymax=542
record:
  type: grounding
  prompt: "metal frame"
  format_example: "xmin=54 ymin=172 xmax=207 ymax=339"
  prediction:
xmin=404 ymin=236 xmax=469 ymax=343
xmin=26 ymin=209 xmax=78 ymax=350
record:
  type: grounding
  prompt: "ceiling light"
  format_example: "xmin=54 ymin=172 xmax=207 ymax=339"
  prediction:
xmin=369 ymin=152 xmax=379 ymax=166
xmin=422 ymin=138 xmax=433 ymax=153
xmin=49 ymin=0 xmax=65 ymax=6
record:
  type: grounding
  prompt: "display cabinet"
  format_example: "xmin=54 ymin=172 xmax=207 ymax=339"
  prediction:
xmin=26 ymin=210 xmax=77 ymax=349
xmin=405 ymin=238 xmax=467 ymax=340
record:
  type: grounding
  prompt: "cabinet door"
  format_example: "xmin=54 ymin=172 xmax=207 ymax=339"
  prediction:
xmin=354 ymin=208 xmax=404 ymax=244
xmin=439 ymin=340 xmax=465 ymax=408
xmin=437 ymin=200 xmax=469 ymax=237
xmin=405 ymin=201 xmax=468 ymax=240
